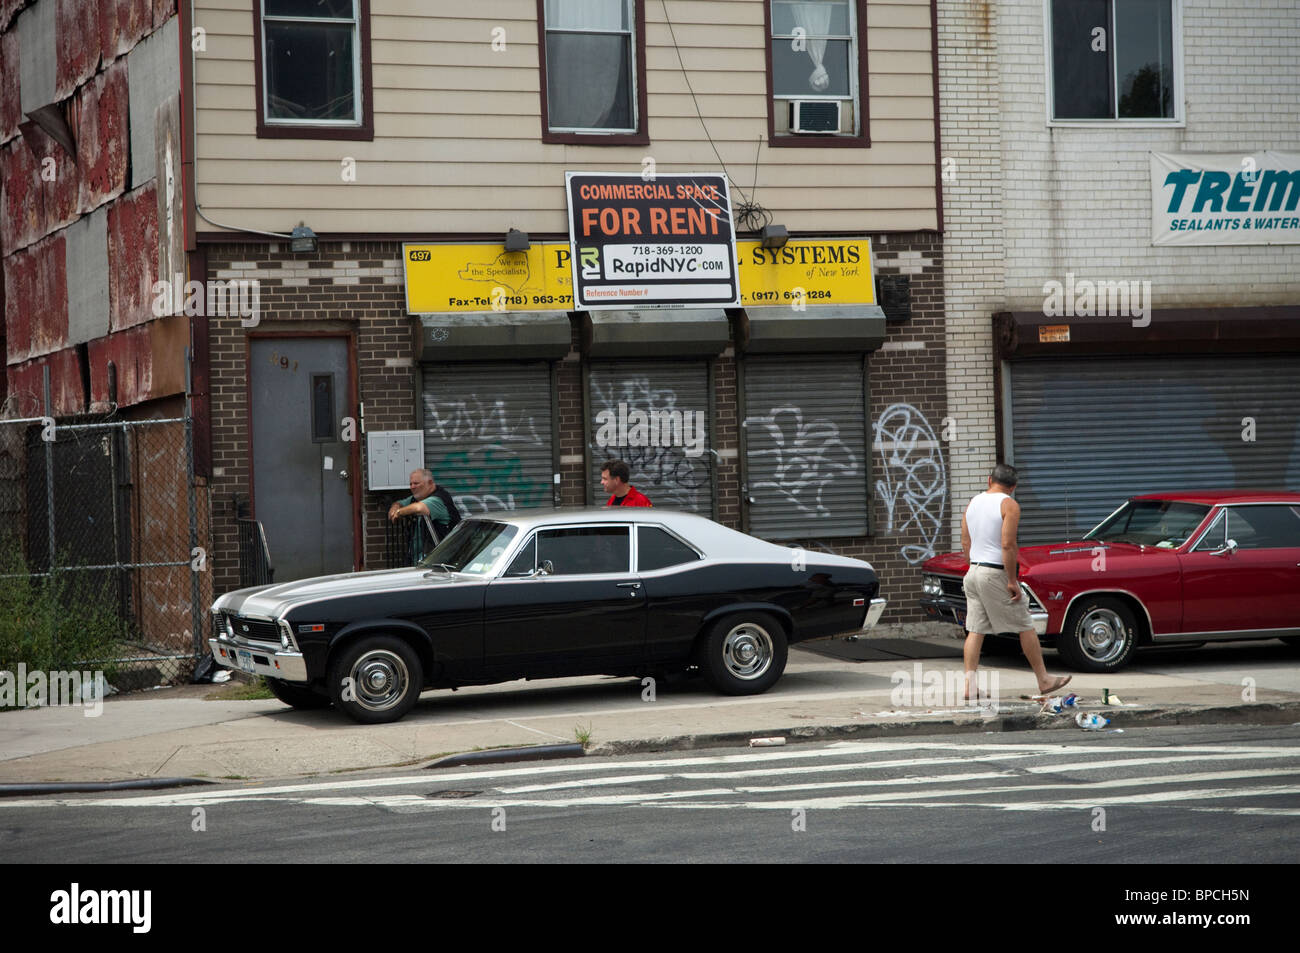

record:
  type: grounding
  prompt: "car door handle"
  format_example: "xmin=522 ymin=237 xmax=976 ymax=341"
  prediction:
xmin=616 ymin=581 xmax=640 ymax=588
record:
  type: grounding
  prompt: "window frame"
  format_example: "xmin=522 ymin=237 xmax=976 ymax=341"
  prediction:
xmin=1043 ymin=0 xmax=1185 ymax=127
xmin=764 ymin=0 xmax=870 ymax=148
xmin=536 ymin=0 xmax=649 ymax=146
xmin=253 ymin=0 xmax=375 ymax=141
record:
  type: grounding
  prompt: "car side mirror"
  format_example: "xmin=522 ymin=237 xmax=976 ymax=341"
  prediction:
xmin=1210 ymin=539 xmax=1238 ymax=557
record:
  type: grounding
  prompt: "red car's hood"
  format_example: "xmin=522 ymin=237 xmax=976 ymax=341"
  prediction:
xmin=923 ymin=541 xmax=1148 ymax=575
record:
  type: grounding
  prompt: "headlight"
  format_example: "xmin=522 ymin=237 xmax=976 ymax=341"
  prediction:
xmin=922 ymin=575 xmax=941 ymax=595
xmin=222 ymin=613 xmax=235 ymax=638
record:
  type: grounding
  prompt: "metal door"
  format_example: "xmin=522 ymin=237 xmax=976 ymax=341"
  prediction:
xmin=251 ymin=338 xmax=355 ymax=581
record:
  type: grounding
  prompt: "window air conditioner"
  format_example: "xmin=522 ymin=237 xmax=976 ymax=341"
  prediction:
xmin=790 ymin=101 xmax=840 ymax=134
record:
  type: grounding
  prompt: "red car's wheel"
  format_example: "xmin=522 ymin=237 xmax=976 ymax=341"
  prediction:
xmin=1056 ymin=597 xmax=1138 ymax=672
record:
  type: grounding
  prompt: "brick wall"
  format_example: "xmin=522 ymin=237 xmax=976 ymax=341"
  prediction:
xmin=937 ymin=0 xmax=1300 ymax=548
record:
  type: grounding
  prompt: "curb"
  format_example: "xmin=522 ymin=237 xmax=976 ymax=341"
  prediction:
xmin=426 ymin=743 xmax=587 ymax=769
xmin=585 ymin=701 xmax=1300 ymax=758
xmin=0 ymin=777 xmax=215 ymax=798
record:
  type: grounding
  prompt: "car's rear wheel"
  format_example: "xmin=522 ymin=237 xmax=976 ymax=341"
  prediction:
xmin=1056 ymin=597 xmax=1138 ymax=672
xmin=699 ymin=612 xmax=788 ymax=695
xmin=328 ymin=635 xmax=423 ymax=724
xmin=265 ymin=677 xmax=331 ymax=710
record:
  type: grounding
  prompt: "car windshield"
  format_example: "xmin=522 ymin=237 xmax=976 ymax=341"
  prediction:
xmin=1083 ymin=500 xmax=1211 ymax=548
xmin=417 ymin=520 xmax=518 ymax=574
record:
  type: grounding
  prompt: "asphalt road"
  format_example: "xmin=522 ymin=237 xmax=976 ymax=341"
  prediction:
xmin=2 ymin=724 xmax=1297 ymax=863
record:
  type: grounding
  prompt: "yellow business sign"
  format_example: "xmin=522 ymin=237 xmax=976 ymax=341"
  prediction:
xmin=402 ymin=238 xmax=874 ymax=313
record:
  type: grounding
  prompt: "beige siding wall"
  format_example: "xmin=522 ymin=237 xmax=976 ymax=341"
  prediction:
xmin=195 ymin=0 xmax=938 ymax=234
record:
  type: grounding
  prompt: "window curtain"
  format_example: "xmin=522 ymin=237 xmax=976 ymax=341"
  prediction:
xmin=789 ymin=1 xmax=834 ymax=92
xmin=546 ymin=0 xmax=628 ymax=128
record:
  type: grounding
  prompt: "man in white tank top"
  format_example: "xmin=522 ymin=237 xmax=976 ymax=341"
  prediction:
xmin=961 ymin=464 xmax=1071 ymax=699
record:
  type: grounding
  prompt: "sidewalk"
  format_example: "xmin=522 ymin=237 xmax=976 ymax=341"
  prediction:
xmin=3 ymin=627 xmax=1299 ymax=786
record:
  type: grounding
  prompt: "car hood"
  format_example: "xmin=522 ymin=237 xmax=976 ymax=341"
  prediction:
xmin=214 ymin=566 xmax=474 ymax=619
xmin=922 ymin=541 xmax=1148 ymax=575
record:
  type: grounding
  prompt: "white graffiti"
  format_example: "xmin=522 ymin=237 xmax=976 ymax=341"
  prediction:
xmin=873 ymin=403 xmax=947 ymax=565
xmin=590 ymin=377 xmax=710 ymax=511
xmin=744 ymin=407 xmax=857 ymax=518
xmin=423 ymin=395 xmax=548 ymax=511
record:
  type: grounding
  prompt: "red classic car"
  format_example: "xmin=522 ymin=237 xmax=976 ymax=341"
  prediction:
xmin=918 ymin=491 xmax=1300 ymax=672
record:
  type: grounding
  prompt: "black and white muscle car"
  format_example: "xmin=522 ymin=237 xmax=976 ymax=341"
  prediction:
xmin=210 ymin=508 xmax=887 ymax=723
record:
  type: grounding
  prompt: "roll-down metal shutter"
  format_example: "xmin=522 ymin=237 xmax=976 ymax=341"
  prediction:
xmin=742 ymin=357 xmax=868 ymax=539
xmin=588 ymin=361 xmax=713 ymax=514
xmin=1009 ymin=355 xmax=1300 ymax=544
xmin=421 ymin=363 xmax=555 ymax=515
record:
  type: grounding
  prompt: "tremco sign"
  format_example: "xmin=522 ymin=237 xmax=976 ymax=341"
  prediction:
xmin=1151 ymin=151 xmax=1300 ymax=245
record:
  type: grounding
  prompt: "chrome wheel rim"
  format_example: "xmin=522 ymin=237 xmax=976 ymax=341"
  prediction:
xmin=350 ymin=650 xmax=410 ymax=712
xmin=722 ymin=623 xmax=774 ymax=680
xmin=1078 ymin=608 xmax=1128 ymax=664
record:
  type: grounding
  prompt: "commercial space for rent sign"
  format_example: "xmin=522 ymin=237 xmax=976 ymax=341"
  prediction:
xmin=565 ymin=172 xmax=741 ymax=309
xmin=1151 ymin=151 xmax=1300 ymax=245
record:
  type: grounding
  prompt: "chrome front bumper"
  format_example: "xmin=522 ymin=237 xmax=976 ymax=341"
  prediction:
xmin=208 ymin=637 xmax=309 ymax=682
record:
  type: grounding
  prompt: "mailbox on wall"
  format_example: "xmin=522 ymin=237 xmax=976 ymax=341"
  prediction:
xmin=367 ymin=431 xmax=425 ymax=491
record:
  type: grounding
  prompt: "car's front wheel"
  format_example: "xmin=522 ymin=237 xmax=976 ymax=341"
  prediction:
xmin=1056 ymin=596 xmax=1139 ymax=672
xmin=328 ymin=635 xmax=424 ymax=724
xmin=698 ymin=612 xmax=788 ymax=695
xmin=265 ymin=677 xmax=331 ymax=710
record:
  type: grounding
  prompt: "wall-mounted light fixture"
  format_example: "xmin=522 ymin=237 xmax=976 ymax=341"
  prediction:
xmin=505 ymin=228 xmax=531 ymax=252
xmin=290 ymin=224 xmax=319 ymax=253
xmin=759 ymin=224 xmax=789 ymax=249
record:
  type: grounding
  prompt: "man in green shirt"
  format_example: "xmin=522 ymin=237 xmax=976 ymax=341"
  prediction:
xmin=388 ymin=469 xmax=460 ymax=562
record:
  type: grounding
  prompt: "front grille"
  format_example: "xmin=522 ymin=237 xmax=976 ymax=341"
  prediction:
xmin=230 ymin=616 xmax=280 ymax=645
xmin=939 ymin=577 xmax=965 ymax=599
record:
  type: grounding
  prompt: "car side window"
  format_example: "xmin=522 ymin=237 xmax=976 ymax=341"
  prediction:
xmin=504 ymin=535 xmax=537 ymax=576
xmin=536 ymin=526 xmax=631 ymax=575
xmin=637 ymin=526 xmax=703 ymax=571
xmin=1229 ymin=505 xmax=1300 ymax=550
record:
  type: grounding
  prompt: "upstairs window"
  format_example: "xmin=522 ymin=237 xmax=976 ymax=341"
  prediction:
xmin=1049 ymin=0 xmax=1180 ymax=121
xmin=766 ymin=1 xmax=868 ymax=146
xmin=257 ymin=0 xmax=373 ymax=139
xmin=539 ymin=0 xmax=647 ymax=144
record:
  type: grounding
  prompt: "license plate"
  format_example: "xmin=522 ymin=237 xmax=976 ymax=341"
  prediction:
xmin=237 ymin=649 xmax=256 ymax=673
xmin=954 ymin=608 xmax=967 ymax=628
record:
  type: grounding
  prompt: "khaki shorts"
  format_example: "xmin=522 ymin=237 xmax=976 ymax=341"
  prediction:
xmin=963 ymin=565 xmax=1034 ymax=635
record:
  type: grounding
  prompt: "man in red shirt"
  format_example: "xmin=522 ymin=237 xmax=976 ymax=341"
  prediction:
xmin=600 ymin=459 xmax=652 ymax=507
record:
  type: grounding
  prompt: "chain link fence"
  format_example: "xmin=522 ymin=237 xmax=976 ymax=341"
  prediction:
xmin=0 ymin=410 xmax=210 ymax=691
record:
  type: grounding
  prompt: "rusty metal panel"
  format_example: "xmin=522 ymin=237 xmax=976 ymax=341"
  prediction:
xmin=126 ymin=15 xmax=179 ymax=188
xmin=99 ymin=0 xmax=152 ymax=63
xmin=27 ymin=122 xmax=79 ymax=236
xmin=88 ymin=324 xmax=150 ymax=406
xmin=64 ymin=204 xmax=110 ymax=346
xmin=16 ymin=0 xmax=56 ymax=117
xmin=107 ymin=182 xmax=158 ymax=332
xmin=4 ymin=232 xmax=69 ymax=364
xmin=153 ymin=0 xmax=175 ymax=29
xmin=73 ymin=57 xmax=129 ymax=214
xmin=0 ymin=0 xmax=26 ymax=32
xmin=1 ymin=137 xmax=43 ymax=253
xmin=6 ymin=346 xmax=84 ymax=415
xmin=0 ymin=30 xmax=21 ymax=145
xmin=55 ymin=0 xmax=100 ymax=100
